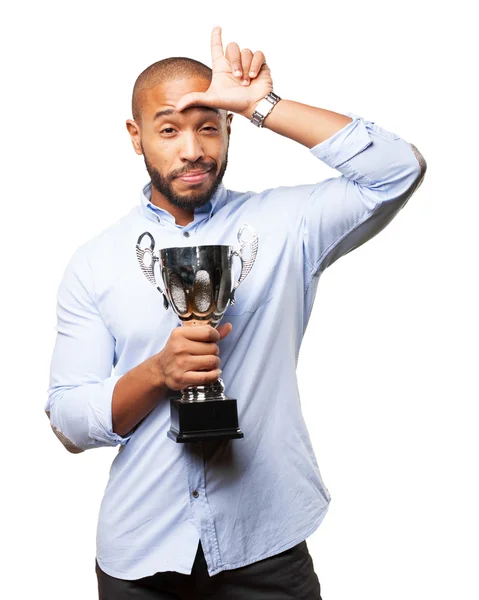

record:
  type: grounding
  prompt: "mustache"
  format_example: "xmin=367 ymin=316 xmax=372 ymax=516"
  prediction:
xmin=171 ymin=163 xmax=215 ymax=178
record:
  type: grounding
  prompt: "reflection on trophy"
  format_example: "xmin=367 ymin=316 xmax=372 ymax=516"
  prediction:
xmin=136 ymin=225 xmax=258 ymax=443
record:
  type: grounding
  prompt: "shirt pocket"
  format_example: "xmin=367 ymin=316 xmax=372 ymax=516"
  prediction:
xmin=224 ymin=294 xmax=273 ymax=316
xmin=223 ymin=273 xmax=274 ymax=316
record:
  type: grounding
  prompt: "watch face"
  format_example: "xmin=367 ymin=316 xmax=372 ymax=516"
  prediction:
xmin=255 ymin=98 xmax=274 ymax=118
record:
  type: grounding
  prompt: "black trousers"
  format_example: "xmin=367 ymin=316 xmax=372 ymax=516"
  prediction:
xmin=96 ymin=540 xmax=322 ymax=599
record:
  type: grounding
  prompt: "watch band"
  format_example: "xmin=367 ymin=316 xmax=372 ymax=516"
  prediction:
xmin=250 ymin=91 xmax=281 ymax=127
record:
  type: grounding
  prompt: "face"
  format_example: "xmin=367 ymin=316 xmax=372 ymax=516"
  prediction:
xmin=127 ymin=77 xmax=233 ymax=211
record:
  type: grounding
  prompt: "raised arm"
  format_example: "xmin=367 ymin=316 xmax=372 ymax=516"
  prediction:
xmin=175 ymin=26 xmax=427 ymax=279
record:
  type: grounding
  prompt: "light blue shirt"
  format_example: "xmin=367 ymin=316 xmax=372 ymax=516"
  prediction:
xmin=45 ymin=112 xmax=427 ymax=580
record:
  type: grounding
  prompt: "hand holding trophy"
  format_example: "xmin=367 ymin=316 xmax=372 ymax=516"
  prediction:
xmin=136 ymin=224 xmax=258 ymax=443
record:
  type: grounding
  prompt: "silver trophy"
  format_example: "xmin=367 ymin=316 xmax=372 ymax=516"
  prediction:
xmin=136 ymin=225 xmax=258 ymax=443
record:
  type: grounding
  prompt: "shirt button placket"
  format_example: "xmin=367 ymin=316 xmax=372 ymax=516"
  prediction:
xmin=186 ymin=448 xmax=220 ymax=573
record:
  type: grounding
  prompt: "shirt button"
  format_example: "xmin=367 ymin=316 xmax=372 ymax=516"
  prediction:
xmin=192 ymin=490 xmax=199 ymax=498
xmin=183 ymin=231 xmax=190 ymax=238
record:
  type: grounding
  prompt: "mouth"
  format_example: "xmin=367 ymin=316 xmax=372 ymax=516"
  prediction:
xmin=176 ymin=168 xmax=213 ymax=184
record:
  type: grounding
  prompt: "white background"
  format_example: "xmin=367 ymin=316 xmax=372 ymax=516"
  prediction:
xmin=2 ymin=1 xmax=477 ymax=598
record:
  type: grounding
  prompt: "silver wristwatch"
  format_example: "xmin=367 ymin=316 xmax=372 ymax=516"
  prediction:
xmin=250 ymin=91 xmax=281 ymax=127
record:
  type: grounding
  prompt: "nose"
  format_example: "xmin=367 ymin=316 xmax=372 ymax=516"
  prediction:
xmin=179 ymin=132 xmax=205 ymax=163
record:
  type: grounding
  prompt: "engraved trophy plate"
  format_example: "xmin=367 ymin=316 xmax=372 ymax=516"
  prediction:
xmin=136 ymin=225 xmax=258 ymax=443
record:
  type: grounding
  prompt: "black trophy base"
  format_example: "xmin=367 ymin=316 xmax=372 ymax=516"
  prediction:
xmin=167 ymin=397 xmax=244 ymax=443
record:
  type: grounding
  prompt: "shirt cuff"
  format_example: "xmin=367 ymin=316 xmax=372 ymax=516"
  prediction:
xmin=88 ymin=374 xmax=133 ymax=446
xmin=309 ymin=112 xmax=372 ymax=169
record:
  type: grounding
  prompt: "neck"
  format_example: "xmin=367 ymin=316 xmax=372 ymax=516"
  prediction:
xmin=150 ymin=187 xmax=194 ymax=226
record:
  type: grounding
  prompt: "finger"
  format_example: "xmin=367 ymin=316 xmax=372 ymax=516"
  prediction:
xmin=240 ymin=49 xmax=254 ymax=85
xmin=217 ymin=322 xmax=233 ymax=339
xmin=182 ymin=368 xmax=223 ymax=387
xmin=180 ymin=324 xmax=220 ymax=342
xmin=175 ymin=91 xmax=211 ymax=113
xmin=186 ymin=341 xmax=220 ymax=355
xmin=185 ymin=354 xmax=221 ymax=372
xmin=211 ymin=26 xmax=224 ymax=63
xmin=248 ymin=51 xmax=266 ymax=78
xmin=225 ymin=41 xmax=242 ymax=77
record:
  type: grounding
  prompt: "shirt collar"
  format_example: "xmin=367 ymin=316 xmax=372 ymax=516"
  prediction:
xmin=139 ymin=180 xmax=228 ymax=225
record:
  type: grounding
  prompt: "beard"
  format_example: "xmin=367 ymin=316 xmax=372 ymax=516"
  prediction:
xmin=142 ymin=144 xmax=229 ymax=211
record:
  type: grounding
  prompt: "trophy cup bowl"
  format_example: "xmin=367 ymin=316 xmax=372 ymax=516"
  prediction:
xmin=136 ymin=225 xmax=258 ymax=443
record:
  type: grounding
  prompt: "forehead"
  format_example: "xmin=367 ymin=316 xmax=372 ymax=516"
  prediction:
xmin=138 ymin=77 xmax=212 ymax=121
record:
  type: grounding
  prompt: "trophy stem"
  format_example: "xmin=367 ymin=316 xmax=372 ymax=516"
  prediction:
xmin=181 ymin=378 xmax=226 ymax=402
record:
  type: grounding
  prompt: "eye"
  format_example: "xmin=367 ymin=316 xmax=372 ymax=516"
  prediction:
xmin=160 ymin=128 xmax=176 ymax=135
xmin=202 ymin=127 xmax=218 ymax=132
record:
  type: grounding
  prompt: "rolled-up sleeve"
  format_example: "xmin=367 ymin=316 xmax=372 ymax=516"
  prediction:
xmin=302 ymin=111 xmax=427 ymax=280
xmin=44 ymin=245 xmax=132 ymax=453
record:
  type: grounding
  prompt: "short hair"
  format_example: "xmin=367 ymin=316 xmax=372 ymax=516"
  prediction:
xmin=132 ymin=57 xmax=212 ymax=122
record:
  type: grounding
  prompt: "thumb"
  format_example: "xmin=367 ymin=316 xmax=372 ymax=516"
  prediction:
xmin=176 ymin=91 xmax=213 ymax=113
xmin=217 ymin=322 xmax=233 ymax=340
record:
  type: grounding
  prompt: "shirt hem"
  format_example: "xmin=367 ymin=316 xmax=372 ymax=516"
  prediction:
xmin=94 ymin=504 xmax=330 ymax=580
xmin=95 ymin=555 xmax=194 ymax=580
xmin=207 ymin=504 xmax=330 ymax=576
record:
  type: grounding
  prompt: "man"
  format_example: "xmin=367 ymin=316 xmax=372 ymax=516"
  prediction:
xmin=45 ymin=26 xmax=427 ymax=600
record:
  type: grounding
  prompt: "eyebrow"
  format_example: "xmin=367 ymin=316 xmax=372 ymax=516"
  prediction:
xmin=153 ymin=107 xmax=221 ymax=121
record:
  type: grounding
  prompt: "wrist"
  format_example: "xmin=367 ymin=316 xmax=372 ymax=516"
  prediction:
xmin=149 ymin=352 xmax=167 ymax=392
xmin=239 ymin=90 xmax=274 ymax=120
xmin=248 ymin=91 xmax=282 ymax=127
xmin=241 ymin=99 xmax=262 ymax=120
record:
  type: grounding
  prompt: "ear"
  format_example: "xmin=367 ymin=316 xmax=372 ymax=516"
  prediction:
xmin=126 ymin=119 xmax=143 ymax=155
xmin=226 ymin=112 xmax=233 ymax=136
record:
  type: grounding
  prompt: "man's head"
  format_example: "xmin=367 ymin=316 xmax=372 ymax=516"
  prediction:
xmin=126 ymin=57 xmax=233 ymax=212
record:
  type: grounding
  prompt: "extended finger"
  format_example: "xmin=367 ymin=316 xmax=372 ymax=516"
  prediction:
xmin=248 ymin=51 xmax=266 ymax=78
xmin=225 ymin=41 xmax=243 ymax=77
xmin=176 ymin=90 xmax=213 ymax=113
xmin=211 ymin=26 xmax=224 ymax=63
xmin=240 ymin=48 xmax=254 ymax=85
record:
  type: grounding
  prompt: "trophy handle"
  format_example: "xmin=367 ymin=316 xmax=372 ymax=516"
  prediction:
xmin=230 ymin=224 xmax=259 ymax=305
xmin=135 ymin=232 xmax=169 ymax=310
